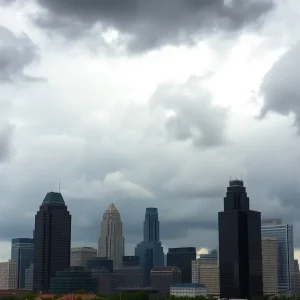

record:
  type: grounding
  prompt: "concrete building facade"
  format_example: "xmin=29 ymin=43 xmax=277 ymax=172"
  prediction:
xmin=71 ymin=247 xmax=97 ymax=268
xmin=170 ymin=283 xmax=206 ymax=297
xmin=262 ymin=237 xmax=278 ymax=295
xmin=98 ymin=204 xmax=124 ymax=268
xmin=0 ymin=260 xmax=17 ymax=289
xmin=192 ymin=260 xmax=219 ymax=296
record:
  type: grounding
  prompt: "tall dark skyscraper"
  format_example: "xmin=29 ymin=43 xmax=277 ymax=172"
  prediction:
xmin=33 ymin=192 xmax=71 ymax=292
xmin=11 ymin=238 xmax=34 ymax=289
xmin=167 ymin=247 xmax=196 ymax=283
xmin=218 ymin=180 xmax=263 ymax=299
xmin=135 ymin=208 xmax=164 ymax=286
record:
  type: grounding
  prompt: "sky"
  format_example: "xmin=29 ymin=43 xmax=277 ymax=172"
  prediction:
xmin=1 ymin=0 xmax=300 ymax=261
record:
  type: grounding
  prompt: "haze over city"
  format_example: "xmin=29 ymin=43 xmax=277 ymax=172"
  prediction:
xmin=1 ymin=0 xmax=300 ymax=265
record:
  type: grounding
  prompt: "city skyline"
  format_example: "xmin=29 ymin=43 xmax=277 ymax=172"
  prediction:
xmin=1 ymin=0 xmax=300 ymax=264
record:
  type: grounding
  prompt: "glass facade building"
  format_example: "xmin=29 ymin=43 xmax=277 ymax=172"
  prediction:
xmin=49 ymin=267 xmax=98 ymax=293
xmin=135 ymin=208 xmax=164 ymax=286
xmin=11 ymin=238 xmax=34 ymax=289
xmin=167 ymin=247 xmax=196 ymax=283
xmin=261 ymin=219 xmax=294 ymax=294
xmin=218 ymin=180 xmax=263 ymax=299
xmin=33 ymin=192 xmax=71 ymax=292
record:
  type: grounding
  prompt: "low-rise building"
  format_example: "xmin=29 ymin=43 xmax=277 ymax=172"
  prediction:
xmin=170 ymin=283 xmax=206 ymax=297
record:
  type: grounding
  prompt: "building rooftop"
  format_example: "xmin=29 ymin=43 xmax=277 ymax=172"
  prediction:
xmin=151 ymin=266 xmax=180 ymax=272
xmin=171 ymin=283 xmax=206 ymax=288
xmin=42 ymin=192 xmax=65 ymax=205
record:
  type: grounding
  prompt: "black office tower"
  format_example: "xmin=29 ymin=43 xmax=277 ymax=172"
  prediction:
xmin=218 ymin=180 xmax=263 ymax=299
xmin=167 ymin=247 xmax=196 ymax=283
xmin=33 ymin=192 xmax=71 ymax=292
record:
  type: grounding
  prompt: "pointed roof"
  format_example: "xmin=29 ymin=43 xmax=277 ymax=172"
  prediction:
xmin=42 ymin=192 xmax=65 ymax=206
xmin=106 ymin=203 xmax=119 ymax=213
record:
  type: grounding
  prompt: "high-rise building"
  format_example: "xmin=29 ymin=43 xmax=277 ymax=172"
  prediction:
xmin=167 ymin=247 xmax=196 ymax=283
xmin=135 ymin=208 xmax=164 ymax=286
xmin=33 ymin=192 xmax=71 ymax=292
xmin=192 ymin=260 xmax=219 ymax=296
xmin=294 ymin=260 xmax=300 ymax=295
xmin=261 ymin=237 xmax=278 ymax=295
xmin=11 ymin=238 xmax=34 ymax=289
xmin=98 ymin=203 xmax=124 ymax=268
xmin=0 ymin=260 xmax=17 ymax=289
xmin=218 ymin=180 xmax=263 ymax=299
xmin=261 ymin=218 xmax=294 ymax=294
xmin=71 ymin=247 xmax=97 ymax=268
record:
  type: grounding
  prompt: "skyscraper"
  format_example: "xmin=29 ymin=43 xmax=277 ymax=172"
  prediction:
xmin=33 ymin=192 xmax=71 ymax=292
xmin=135 ymin=207 xmax=164 ymax=286
xmin=261 ymin=218 xmax=294 ymax=294
xmin=218 ymin=180 xmax=263 ymax=299
xmin=0 ymin=260 xmax=17 ymax=289
xmin=98 ymin=203 xmax=124 ymax=267
xmin=167 ymin=247 xmax=196 ymax=283
xmin=11 ymin=238 xmax=34 ymax=289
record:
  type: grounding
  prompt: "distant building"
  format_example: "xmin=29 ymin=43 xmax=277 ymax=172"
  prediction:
xmin=135 ymin=208 xmax=164 ymax=286
xmin=33 ymin=192 xmax=71 ymax=292
xmin=93 ymin=268 xmax=115 ymax=294
xmin=218 ymin=180 xmax=263 ymax=299
xmin=24 ymin=263 xmax=33 ymax=290
xmin=261 ymin=218 xmax=294 ymax=294
xmin=262 ymin=237 xmax=278 ymax=295
xmin=98 ymin=204 xmax=124 ymax=268
xmin=151 ymin=266 xmax=181 ymax=294
xmin=49 ymin=267 xmax=98 ymax=294
xmin=170 ymin=283 xmax=206 ymax=297
xmin=71 ymin=247 xmax=97 ymax=268
xmin=11 ymin=238 xmax=34 ymax=289
xmin=167 ymin=247 xmax=196 ymax=283
xmin=199 ymin=249 xmax=218 ymax=264
xmin=86 ymin=258 xmax=113 ymax=273
xmin=122 ymin=256 xmax=139 ymax=267
xmin=114 ymin=266 xmax=143 ymax=288
xmin=192 ymin=260 xmax=219 ymax=296
xmin=0 ymin=260 xmax=17 ymax=289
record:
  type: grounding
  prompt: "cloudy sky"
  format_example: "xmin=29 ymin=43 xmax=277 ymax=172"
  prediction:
xmin=1 ymin=0 xmax=300 ymax=260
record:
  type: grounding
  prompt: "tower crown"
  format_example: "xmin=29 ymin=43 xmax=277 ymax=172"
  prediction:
xmin=42 ymin=192 xmax=65 ymax=206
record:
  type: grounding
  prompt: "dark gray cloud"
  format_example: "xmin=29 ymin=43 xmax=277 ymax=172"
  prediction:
xmin=150 ymin=77 xmax=228 ymax=147
xmin=0 ymin=26 xmax=43 ymax=82
xmin=260 ymin=42 xmax=300 ymax=131
xmin=32 ymin=0 xmax=274 ymax=52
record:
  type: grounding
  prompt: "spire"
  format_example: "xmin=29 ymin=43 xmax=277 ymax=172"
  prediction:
xmin=106 ymin=203 xmax=119 ymax=213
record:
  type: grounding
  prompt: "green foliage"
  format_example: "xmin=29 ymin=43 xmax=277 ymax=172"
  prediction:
xmin=20 ymin=292 xmax=39 ymax=300
xmin=73 ymin=290 xmax=86 ymax=295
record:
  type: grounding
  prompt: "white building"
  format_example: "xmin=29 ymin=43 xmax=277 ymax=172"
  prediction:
xmin=262 ymin=237 xmax=278 ymax=295
xmin=262 ymin=218 xmax=294 ymax=294
xmin=98 ymin=203 xmax=125 ymax=267
xmin=0 ymin=260 xmax=17 ymax=289
xmin=71 ymin=247 xmax=97 ymax=267
xmin=170 ymin=283 xmax=206 ymax=297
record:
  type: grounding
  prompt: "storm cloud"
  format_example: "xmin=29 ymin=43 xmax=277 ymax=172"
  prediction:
xmin=32 ymin=0 xmax=275 ymax=52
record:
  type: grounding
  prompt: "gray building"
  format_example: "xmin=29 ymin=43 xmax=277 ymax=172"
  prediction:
xmin=71 ymin=247 xmax=97 ymax=268
xmin=199 ymin=249 xmax=218 ymax=264
xmin=25 ymin=263 xmax=34 ymax=290
xmin=261 ymin=218 xmax=294 ymax=294
xmin=114 ymin=266 xmax=143 ymax=288
xmin=11 ymin=238 xmax=34 ymax=289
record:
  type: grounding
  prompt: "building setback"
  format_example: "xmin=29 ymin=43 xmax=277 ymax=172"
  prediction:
xmin=33 ymin=192 xmax=71 ymax=292
xmin=11 ymin=238 xmax=34 ymax=289
xmin=261 ymin=218 xmax=294 ymax=294
xmin=167 ymin=247 xmax=196 ymax=283
xmin=262 ymin=237 xmax=278 ymax=295
xmin=98 ymin=203 xmax=124 ymax=268
xmin=218 ymin=180 xmax=263 ymax=299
